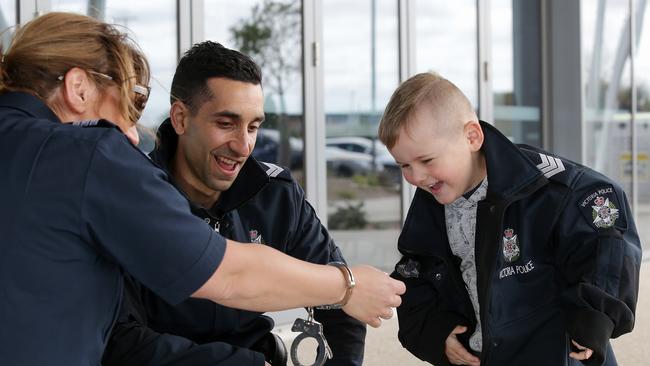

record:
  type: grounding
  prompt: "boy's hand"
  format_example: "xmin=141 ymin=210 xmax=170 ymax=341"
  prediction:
xmin=569 ymin=340 xmax=593 ymax=361
xmin=445 ymin=325 xmax=480 ymax=366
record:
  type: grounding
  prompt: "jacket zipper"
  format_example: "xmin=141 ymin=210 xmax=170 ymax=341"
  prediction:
xmin=478 ymin=201 xmax=509 ymax=364
xmin=204 ymin=216 xmax=223 ymax=233
xmin=480 ymin=177 xmax=549 ymax=364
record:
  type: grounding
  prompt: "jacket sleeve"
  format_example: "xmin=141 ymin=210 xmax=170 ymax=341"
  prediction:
xmin=554 ymin=180 xmax=641 ymax=366
xmin=286 ymin=180 xmax=367 ymax=366
xmin=392 ymin=256 xmax=470 ymax=366
xmin=140 ymin=287 xmax=265 ymax=344
xmin=102 ymin=276 xmax=266 ymax=366
xmin=83 ymin=133 xmax=225 ymax=306
xmin=102 ymin=322 xmax=266 ymax=366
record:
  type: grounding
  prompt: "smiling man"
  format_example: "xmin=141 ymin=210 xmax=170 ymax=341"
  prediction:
xmin=102 ymin=42 xmax=367 ymax=366
xmin=169 ymin=76 xmax=265 ymax=208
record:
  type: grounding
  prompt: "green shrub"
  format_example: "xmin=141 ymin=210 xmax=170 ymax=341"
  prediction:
xmin=328 ymin=201 xmax=367 ymax=230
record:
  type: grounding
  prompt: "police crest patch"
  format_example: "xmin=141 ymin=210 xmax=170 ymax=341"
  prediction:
xmin=502 ymin=228 xmax=520 ymax=263
xmin=591 ymin=196 xmax=619 ymax=229
xmin=579 ymin=185 xmax=625 ymax=230
xmin=249 ymin=229 xmax=263 ymax=244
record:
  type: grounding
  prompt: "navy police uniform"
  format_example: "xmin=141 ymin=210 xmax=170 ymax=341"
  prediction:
xmin=0 ymin=92 xmax=226 ymax=365
xmin=102 ymin=119 xmax=366 ymax=366
xmin=393 ymin=122 xmax=641 ymax=366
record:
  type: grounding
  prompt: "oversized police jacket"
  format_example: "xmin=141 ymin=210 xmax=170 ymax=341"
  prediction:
xmin=104 ymin=120 xmax=365 ymax=366
xmin=393 ymin=122 xmax=641 ymax=366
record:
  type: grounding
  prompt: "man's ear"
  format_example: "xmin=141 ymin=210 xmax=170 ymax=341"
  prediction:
xmin=60 ymin=67 xmax=94 ymax=115
xmin=464 ymin=120 xmax=484 ymax=152
xmin=170 ymin=101 xmax=189 ymax=135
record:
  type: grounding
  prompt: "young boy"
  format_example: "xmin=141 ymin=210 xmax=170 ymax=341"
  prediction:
xmin=379 ymin=72 xmax=641 ymax=366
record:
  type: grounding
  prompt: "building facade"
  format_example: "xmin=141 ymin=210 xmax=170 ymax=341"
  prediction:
xmin=3 ymin=0 xmax=648 ymax=270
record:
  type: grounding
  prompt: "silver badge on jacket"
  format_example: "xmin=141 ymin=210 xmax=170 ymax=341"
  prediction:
xmin=249 ymin=229 xmax=263 ymax=244
xmin=502 ymin=228 xmax=520 ymax=262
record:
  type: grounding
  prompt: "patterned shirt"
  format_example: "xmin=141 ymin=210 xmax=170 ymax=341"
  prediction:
xmin=444 ymin=178 xmax=488 ymax=352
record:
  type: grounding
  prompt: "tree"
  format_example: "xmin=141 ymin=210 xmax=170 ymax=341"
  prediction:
xmin=230 ymin=0 xmax=302 ymax=167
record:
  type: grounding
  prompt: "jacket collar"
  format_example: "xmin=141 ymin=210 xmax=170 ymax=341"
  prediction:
xmin=150 ymin=118 xmax=269 ymax=217
xmin=399 ymin=122 xmax=547 ymax=257
xmin=478 ymin=121 xmax=546 ymax=202
xmin=0 ymin=92 xmax=61 ymax=123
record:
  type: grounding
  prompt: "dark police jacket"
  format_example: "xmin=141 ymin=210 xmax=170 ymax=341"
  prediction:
xmin=0 ymin=93 xmax=227 ymax=366
xmin=103 ymin=119 xmax=365 ymax=366
xmin=393 ymin=122 xmax=641 ymax=366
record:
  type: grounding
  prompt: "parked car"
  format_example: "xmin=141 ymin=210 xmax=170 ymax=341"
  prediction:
xmin=326 ymin=136 xmax=383 ymax=154
xmin=252 ymin=131 xmax=401 ymax=183
xmin=326 ymin=136 xmax=401 ymax=183
xmin=325 ymin=146 xmax=373 ymax=177
xmin=252 ymin=128 xmax=304 ymax=169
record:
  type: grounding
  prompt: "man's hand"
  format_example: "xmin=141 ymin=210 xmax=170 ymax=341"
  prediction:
xmin=445 ymin=325 xmax=480 ymax=366
xmin=569 ymin=340 xmax=593 ymax=361
xmin=342 ymin=265 xmax=405 ymax=327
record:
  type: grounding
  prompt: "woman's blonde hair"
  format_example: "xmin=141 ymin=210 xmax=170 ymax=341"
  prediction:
xmin=0 ymin=12 xmax=150 ymax=124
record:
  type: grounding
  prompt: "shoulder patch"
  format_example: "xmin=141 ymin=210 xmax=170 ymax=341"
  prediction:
xmin=262 ymin=162 xmax=284 ymax=177
xmin=578 ymin=185 xmax=626 ymax=230
xmin=520 ymin=146 xmax=582 ymax=187
xmin=71 ymin=119 xmax=119 ymax=129
xmin=260 ymin=161 xmax=292 ymax=181
xmin=395 ymin=258 xmax=420 ymax=279
xmin=536 ymin=153 xmax=565 ymax=178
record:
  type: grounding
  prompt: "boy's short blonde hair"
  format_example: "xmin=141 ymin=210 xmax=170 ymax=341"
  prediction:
xmin=378 ymin=72 xmax=475 ymax=149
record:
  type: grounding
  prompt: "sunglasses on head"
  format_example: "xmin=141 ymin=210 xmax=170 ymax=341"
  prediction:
xmin=131 ymin=83 xmax=151 ymax=113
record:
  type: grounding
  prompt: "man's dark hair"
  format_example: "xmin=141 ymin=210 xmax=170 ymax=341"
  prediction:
xmin=170 ymin=41 xmax=262 ymax=113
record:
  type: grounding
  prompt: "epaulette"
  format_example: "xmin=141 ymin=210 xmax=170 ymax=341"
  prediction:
xmin=259 ymin=162 xmax=293 ymax=182
xmin=72 ymin=119 xmax=120 ymax=129
xmin=519 ymin=146 xmax=581 ymax=187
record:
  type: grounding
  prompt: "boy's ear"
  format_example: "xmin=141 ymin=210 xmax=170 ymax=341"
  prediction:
xmin=464 ymin=120 xmax=484 ymax=152
xmin=170 ymin=101 xmax=189 ymax=135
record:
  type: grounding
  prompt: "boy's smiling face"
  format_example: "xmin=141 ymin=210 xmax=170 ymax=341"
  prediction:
xmin=389 ymin=105 xmax=486 ymax=205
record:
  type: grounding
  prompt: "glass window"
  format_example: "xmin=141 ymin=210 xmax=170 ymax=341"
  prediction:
xmin=50 ymin=0 xmax=177 ymax=151
xmin=583 ymin=3 xmax=650 ymax=362
xmin=582 ymin=1 xmax=632 ymax=195
xmin=634 ymin=0 xmax=650 ymax=262
xmin=0 ymin=0 xmax=16 ymax=49
xmin=204 ymin=0 xmax=305 ymax=186
xmin=491 ymin=0 xmax=542 ymax=146
xmin=323 ymin=0 xmax=401 ymax=272
xmin=415 ymin=0 xmax=478 ymax=108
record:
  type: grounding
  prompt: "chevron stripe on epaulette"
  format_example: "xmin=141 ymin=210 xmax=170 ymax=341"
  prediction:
xmin=263 ymin=162 xmax=284 ymax=178
xmin=536 ymin=153 xmax=565 ymax=178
